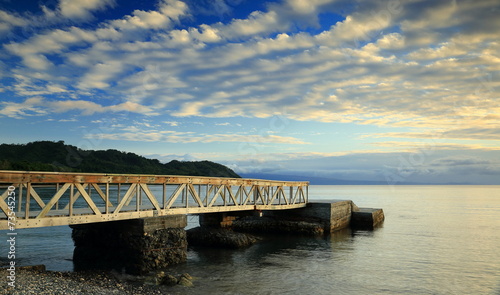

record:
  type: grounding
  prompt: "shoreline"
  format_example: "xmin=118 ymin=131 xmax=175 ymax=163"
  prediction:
xmin=1 ymin=267 xmax=183 ymax=295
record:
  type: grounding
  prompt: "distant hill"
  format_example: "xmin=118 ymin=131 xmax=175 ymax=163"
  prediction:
xmin=0 ymin=141 xmax=240 ymax=178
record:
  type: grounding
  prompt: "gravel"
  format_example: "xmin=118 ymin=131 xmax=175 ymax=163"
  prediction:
xmin=1 ymin=267 xmax=183 ymax=295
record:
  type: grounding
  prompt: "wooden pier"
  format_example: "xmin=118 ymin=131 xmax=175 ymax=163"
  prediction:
xmin=0 ymin=170 xmax=308 ymax=230
xmin=0 ymin=170 xmax=384 ymax=274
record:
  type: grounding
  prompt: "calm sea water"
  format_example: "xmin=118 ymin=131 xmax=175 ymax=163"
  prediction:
xmin=1 ymin=185 xmax=499 ymax=294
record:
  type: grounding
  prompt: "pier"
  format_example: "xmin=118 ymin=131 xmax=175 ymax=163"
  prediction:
xmin=1 ymin=170 xmax=383 ymax=274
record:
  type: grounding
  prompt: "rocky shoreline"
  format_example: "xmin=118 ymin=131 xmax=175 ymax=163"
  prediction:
xmin=1 ymin=266 xmax=193 ymax=295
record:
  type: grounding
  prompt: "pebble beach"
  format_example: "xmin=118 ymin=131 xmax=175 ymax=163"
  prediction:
xmin=1 ymin=267 xmax=183 ymax=295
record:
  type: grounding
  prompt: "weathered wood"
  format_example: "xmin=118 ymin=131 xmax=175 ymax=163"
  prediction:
xmin=36 ymin=183 xmax=71 ymax=218
xmin=0 ymin=170 xmax=308 ymax=230
xmin=114 ymin=184 xmax=136 ymax=213
xmin=140 ymin=183 xmax=161 ymax=212
xmin=187 ymin=184 xmax=204 ymax=208
xmin=26 ymin=184 xmax=46 ymax=209
xmin=208 ymin=185 xmax=224 ymax=207
xmin=166 ymin=184 xmax=186 ymax=209
xmin=91 ymin=183 xmax=113 ymax=207
xmin=0 ymin=171 xmax=308 ymax=186
xmin=75 ymin=183 xmax=102 ymax=216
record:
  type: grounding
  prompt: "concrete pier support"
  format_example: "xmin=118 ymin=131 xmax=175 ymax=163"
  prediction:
xmin=266 ymin=200 xmax=360 ymax=232
xmin=351 ymin=208 xmax=385 ymax=230
xmin=71 ymin=215 xmax=187 ymax=275
xmin=225 ymin=200 xmax=383 ymax=235
xmin=199 ymin=211 xmax=256 ymax=228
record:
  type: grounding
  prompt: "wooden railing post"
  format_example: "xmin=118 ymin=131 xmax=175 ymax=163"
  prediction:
xmin=1 ymin=171 xmax=309 ymax=229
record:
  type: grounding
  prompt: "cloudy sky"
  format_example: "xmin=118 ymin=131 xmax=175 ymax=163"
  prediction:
xmin=0 ymin=0 xmax=499 ymax=184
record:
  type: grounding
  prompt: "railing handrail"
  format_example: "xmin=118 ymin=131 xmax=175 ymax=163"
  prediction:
xmin=0 ymin=170 xmax=309 ymax=229
xmin=0 ymin=170 xmax=309 ymax=186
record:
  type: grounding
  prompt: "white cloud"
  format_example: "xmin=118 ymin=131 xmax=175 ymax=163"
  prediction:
xmin=406 ymin=42 xmax=468 ymax=60
xmin=400 ymin=1 xmax=459 ymax=32
xmin=0 ymin=97 xmax=47 ymax=118
xmin=376 ymin=33 xmax=405 ymax=50
xmin=285 ymin=0 xmax=335 ymax=15
xmin=86 ymin=130 xmax=309 ymax=145
xmin=77 ymin=60 xmax=126 ymax=90
xmin=163 ymin=121 xmax=180 ymax=127
xmin=0 ymin=10 xmax=28 ymax=34
xmin=58 ymin=0 xmax=116 ymax=19
xmin=0 ymin=0 xmax=499 ymax=148
xmin=0 ymin=97 xmax=158 ymax=118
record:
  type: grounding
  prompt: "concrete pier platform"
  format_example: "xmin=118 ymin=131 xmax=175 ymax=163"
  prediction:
xmin=71 ymin=200 xmax=383 ymax=273
xmin=268 ymin=199 xmax=383 ymax=232
xmin=351 ymin=208 xmax=385 ymax=230
xmin=200 ymin=200 xmax=384 ymax=236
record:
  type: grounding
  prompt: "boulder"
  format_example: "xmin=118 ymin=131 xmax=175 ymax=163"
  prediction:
xmin=162 ymin=274 xmax=179 ymax=286
xmin=178 ymin=276 xmax=194 ymax=287
xmin=187 ymin=227 xmax=259 ymax=248
xmin=232 ymin=217 xmax=325 ymax=236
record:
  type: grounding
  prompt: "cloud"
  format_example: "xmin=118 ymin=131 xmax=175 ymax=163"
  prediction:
xmin=226 ymin=149 xmax=500 ymax=184
xmin=368 ymin=141 xmax=500 ymax=152
xmin=0 ymin=0 xmax=499 ymax=147
xmin=0 ymin=10 xmax=29 ymax=34
xmin=85 ymin=130 xmax=309 ymax=145
xmin=77 ymin=61 xmax=126 ymax=90
xmin=163 ymin=121 xmax=180 ymax=127
xmin=0 ymin=97 xmax=158 ymax=118
xmin=366 ymin=127 xmax=500 ymax=141
xmin=0 ymin=97 xmax=47 ymax=118
xmin=57 ymin=0 xmax=116 ymax=19
xmin=429 ymin=156 xmax=490 ymax=167
xmin=110 ymin=0 xmax=188 ymax=31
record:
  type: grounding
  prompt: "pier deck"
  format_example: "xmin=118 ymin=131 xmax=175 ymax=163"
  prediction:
xmin=0 ymin=171 xmax=308 ymax=229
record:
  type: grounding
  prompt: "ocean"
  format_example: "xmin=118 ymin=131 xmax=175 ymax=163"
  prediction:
xmin=1 ymin=185 xmax=499 ymax=294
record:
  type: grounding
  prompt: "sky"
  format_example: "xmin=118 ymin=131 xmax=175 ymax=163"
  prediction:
xmin=0 ymin=0 xmax=499 ymax=184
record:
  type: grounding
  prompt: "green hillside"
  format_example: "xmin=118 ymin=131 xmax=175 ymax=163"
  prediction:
xmin=0 ymin=141 xmax=240 ymax=178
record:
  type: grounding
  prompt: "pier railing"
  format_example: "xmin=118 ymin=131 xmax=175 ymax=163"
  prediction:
xmin=0 ymin=171 xmax=308 ymax=229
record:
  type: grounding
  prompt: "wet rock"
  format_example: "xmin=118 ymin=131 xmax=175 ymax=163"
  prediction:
xmin=145 ymin=271 xmax=167 ymax=285
xmin=177 ymin=276 xmax=194 ymax=287
xmin=18 ymin=265 xmax=46 ymax=272
xmin=232 ymin=217 xmax=325 ymax=236
xmin=187 ymin=227 xmax=259 ymax=248
xmin=72 ymin=221 xmax=187 ymax=275
xmin=162 ymin=274 xmax=179 ymax=286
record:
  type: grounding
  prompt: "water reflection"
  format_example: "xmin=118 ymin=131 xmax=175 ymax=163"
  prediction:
xmin=2 ymin=186 xmax=499 ymax=295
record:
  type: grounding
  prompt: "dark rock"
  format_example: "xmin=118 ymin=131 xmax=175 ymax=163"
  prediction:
xmin=18 ymin=265 xmax=46 ymax=272
xmin=145 ymin=271 xmax=167 ymax=285
xmin=177 ymin=276 xmax=194 ymax=287
xmin=162 ymin=274 xmax=179 ymax=286
xmin=187 ymin=227 xmax=259 ymax=248
xmin=232 ymin=217 xmax=325 ymax=236
xmin=71 ymin=218 xmax=188 ymax=275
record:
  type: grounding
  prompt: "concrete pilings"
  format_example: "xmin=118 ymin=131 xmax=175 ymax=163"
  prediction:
xmin=70 ymin=200 xmax=383 ymax=274
xmin=71 ymin=215 xmax=187 ymax=275
xmin=351 ymin=208 xmax=385 ymax=230
xmin=196 ymin=200 xmax=384 ymax=236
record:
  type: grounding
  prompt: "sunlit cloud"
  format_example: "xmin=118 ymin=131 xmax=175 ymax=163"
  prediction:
xmin=1 ymin=0 xmax=499 ymax=184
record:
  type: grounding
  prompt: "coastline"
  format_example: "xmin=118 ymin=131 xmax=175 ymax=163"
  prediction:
xmin=2 ymin=267 xmax=178 ymax=295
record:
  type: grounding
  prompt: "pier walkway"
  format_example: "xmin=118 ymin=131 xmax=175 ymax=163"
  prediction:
xmin=0 ymin=171 xmax=308 ymax=230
